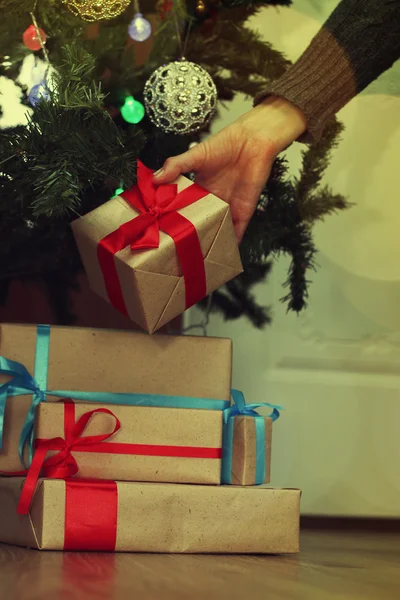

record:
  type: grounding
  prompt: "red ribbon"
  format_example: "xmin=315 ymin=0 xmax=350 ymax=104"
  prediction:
xmin=64 ymin=479 xmax=118 ymax=551
xmin=17 ymin=402 xmax=120 ymax=515
xmin=17 ymin=401 xmax=222 ymax=515
xmin=97 ymin=161 xmax=209 ymax=316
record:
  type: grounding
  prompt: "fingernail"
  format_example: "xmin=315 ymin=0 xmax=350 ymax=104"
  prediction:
xmin=153 ymin=168 xmax=164 ymax=178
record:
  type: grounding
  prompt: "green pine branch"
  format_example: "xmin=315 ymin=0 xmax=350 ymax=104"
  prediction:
xmin=0 ymin=44 xmax=145 ymax=217
xmin=187 ymin=22 xmax=290 ymax=92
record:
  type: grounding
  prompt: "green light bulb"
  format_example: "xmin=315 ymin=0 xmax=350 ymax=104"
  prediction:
xmin=111 ymin=187 xmax=124 ymax=199
xmin=121 ymin=96 xmax=145 ymax=124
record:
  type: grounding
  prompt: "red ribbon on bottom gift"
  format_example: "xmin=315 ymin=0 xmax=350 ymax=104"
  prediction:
xmin=16 ymin=400 xmax=222 ymax=519
xmin=64 ymin=479 xmax=118 ymax=551
xmin=98 ymin=161 xmax=210 ymax=316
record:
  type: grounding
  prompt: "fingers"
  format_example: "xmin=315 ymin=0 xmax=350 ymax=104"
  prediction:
xmin=230 ymin=184 xmax=266 ymax=244
xmin=153 ymin=145 xmax=205 ymax=184
xmin=234 ymin=220 xmax=247 ymax=244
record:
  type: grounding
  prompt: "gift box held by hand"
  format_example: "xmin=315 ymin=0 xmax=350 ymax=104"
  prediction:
xmin=72 ymin=161 xmax=243 ymax=333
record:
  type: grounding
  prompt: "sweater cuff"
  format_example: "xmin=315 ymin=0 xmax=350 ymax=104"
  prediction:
xmin=254 ymin=26 xmax=356 ymax=143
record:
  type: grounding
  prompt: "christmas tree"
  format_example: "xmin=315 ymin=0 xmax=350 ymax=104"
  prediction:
xmin=0 ymin=0 xmax=347 ymax=327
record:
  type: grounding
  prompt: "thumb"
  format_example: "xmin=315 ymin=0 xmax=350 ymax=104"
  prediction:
xmin=153 ymin=144 xmax=205 ymax=184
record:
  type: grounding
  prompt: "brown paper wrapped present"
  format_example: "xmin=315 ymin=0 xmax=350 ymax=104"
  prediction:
xmin=0 ymin=323 xmax=232 ymax=473
xmin=34 ymin=400 xmax=223 ymax=485
xmin=29 ymin=401 xmax=272 ymax=486
xmin=0 ymin=477 xmax=301 ymax=553
xmin=231 ymin=415 xmax=272 ymax=485
xmin=71 ymin=161 xmax=243 ymax=333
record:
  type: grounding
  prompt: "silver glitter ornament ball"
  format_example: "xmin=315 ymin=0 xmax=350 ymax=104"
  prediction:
xmin=143 ymin=59 xmax=217 ymax=135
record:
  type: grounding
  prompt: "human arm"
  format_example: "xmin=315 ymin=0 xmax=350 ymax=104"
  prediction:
xmin=255 ymin=0 xmax=400 ymax=141
xmin=154 ymin=0 xmax=400 ymax=241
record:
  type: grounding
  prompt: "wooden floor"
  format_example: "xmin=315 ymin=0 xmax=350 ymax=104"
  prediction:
xmin=1 ymin=529 xmax=399 ymax=600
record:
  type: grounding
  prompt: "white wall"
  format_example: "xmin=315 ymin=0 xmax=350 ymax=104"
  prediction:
xmin=187 ymin=1 xmax=400 ymax=516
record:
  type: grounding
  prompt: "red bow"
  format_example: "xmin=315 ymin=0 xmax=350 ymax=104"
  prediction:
xmin=17 ymin=400 xmax=223 ymax=515
xmin=17 ymin=402 xmax=120 ymax=515
xmin=97 ymin=161 xmax=208 ymax=316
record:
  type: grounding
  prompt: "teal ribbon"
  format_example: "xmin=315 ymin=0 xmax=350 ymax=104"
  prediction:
xmin=221 ymin=389 xmax=281 ymax=485
xmin=0 ymin=325 xmax=229 ymax=468
xmin=0 ymin=325 xmax=282 ymax=480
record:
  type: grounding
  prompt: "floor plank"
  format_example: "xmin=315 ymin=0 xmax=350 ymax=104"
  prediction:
xmin=1 ymin=530 xmax=399 ymax=600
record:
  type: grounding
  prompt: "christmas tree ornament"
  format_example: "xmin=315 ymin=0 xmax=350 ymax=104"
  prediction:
xmin=28 ymin=82 xmax=50 ymax=107
xmin=31 ymin=65 xmax=43 ymax=85
xmin=62 ymin=0 xmax=131 ymax=22
xmin=0 ymin=76 xmax=33 ymax=127
xmin=22 ymin=24 xmax=47 ymax=51
xmin=120 ymin=95 xmax=145 ymax=124
xmin=144 ymin=59 xmax=217 ymax=135
xmin=128 ymin=14 xmax=152 ymax=41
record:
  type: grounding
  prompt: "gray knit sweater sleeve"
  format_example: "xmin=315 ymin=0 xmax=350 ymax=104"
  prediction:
xmin=254 ymin=0 xmax=400 ymax=141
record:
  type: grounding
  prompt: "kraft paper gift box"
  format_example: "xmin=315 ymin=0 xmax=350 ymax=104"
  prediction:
xmin=0 ymin=323 xmax=232 ymax=473
xmin=230 ymin=415 xmax=272 ymax=485
xmin=33 ymin=400 xmax=224 ymax=485
xmin=71 ymin=161 xmax=243 ymax=333
xmin=26 ymin=398 xmax=274 ymax=486
xmin=0 ymin=478 xmax=301 ymax=553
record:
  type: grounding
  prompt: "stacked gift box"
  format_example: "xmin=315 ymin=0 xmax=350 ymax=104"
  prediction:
xmin=0 ymin=323 xmax=300 ymax=553
xmin=0 ymin=164 xmax=300 ymax=553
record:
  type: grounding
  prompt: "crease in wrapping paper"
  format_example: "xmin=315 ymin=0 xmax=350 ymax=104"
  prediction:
xmin=71 ymin=170 xmax=243 ymax=332
xmin=0 ymin=478 xmax=301 ymax=553
xmin=0 ymin=323 xmax=232 ymax=472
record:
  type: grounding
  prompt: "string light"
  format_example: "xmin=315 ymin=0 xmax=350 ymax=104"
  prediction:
xmin=113 ymin=187 xmax=124 ymax=197
xmin=128 ymin=14 xmax=152 ymax=41
xmin=128 ymin=0 xmax=152 ymax=42
xmin=121 ymin=95 xmax=145 ymax=124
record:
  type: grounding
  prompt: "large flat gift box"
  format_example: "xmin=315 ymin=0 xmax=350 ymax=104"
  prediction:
xmin=31 ymin=400 xmax=273 ymax=485
xmin=0 ymin=323 xmax=232 ymax=473
xmin=71 ymin=162 xmax=243 ymax=333
xmin=0 ymin=478 xmax=301 ymax=553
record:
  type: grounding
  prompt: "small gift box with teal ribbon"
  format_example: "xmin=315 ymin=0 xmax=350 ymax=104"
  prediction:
xmin=0 ymin=323 xmax=232 ymax=473
xmin=221 ymin=389 xmax=279 ymax=486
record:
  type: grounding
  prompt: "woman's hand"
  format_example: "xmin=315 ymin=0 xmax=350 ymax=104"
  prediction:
xmin=153 ymin=96 xmax=307 ymax=242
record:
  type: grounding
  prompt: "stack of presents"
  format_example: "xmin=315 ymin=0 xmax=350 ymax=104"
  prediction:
xmin=0 ymin=163 xmax=300 ymax=553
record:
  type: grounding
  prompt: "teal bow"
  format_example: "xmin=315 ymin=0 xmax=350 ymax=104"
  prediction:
xmin=221 ymin=389 xmax=282 ymax=485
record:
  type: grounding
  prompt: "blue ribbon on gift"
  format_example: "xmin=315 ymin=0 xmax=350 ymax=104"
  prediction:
xmin=0 ymin=324 xmax=229 ymax=468
xmin=0 ymin=325 xmax=282 ymax=480
xmin=221 ymin=389 xmax=281 ymax=485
